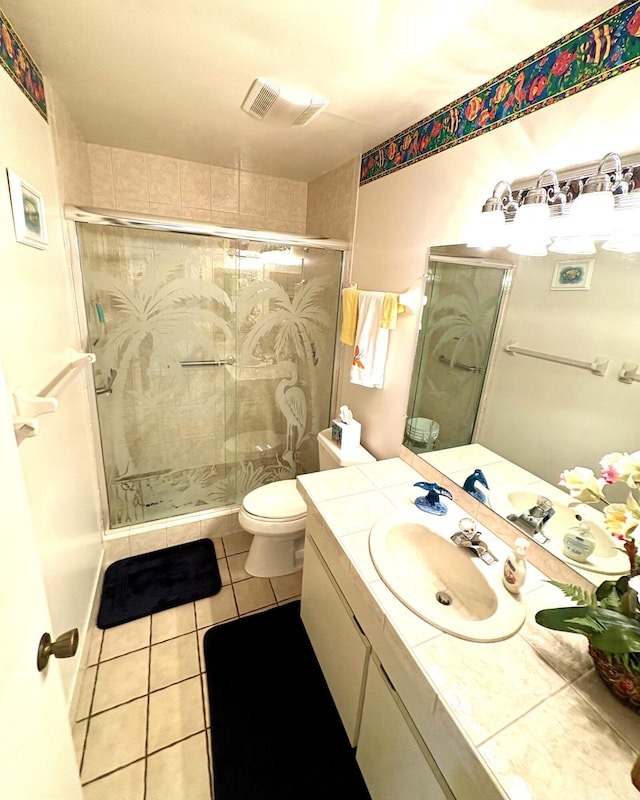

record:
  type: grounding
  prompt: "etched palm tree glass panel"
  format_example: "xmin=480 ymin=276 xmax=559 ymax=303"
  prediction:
xmin=406 ymin=258 xmax=508 ymax=453
xmin=76 ymin=223 xmax=342 ymax=527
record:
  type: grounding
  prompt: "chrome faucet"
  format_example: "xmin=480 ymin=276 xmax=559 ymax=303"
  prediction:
xmin=506 ymin=495 xmax=555 ymax=544
xmin=450 ymin=517 xmax=497 ymax=565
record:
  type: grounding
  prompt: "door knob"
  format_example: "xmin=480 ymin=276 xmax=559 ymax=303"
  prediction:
xmin=37 ymin=628 xmax=79 ymax=672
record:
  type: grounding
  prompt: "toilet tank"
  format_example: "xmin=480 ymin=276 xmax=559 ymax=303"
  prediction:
xmin=317 ymin=428 xmax=376 ymax=470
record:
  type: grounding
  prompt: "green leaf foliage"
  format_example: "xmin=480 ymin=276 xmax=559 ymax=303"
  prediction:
xmin=545 ymin=580 xmax=595 ymax=606
xmin=535 ymin=606 xmax=640 ymax=657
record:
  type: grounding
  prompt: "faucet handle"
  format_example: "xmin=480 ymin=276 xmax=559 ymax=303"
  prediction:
xmin=457 ymin=517 xmax=478 ymax=541
xmin=536 ymin=495 xmax=553 ymax=512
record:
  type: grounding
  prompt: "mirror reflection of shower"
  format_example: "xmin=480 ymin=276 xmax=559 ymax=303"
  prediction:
xmin=75 ymin=218 xmax=344 ymax=528
xmin=405 ymin=255 xmax=510 ymax=454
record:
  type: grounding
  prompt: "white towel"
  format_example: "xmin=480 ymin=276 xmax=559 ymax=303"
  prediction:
xmin=350 ymin=291 xmax=389 ymax=389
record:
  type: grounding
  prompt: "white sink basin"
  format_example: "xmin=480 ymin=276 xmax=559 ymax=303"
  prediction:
xmin=497 ymin=489 xmax=628 ymax=576
xmin=368 ymin=514 xmax=526 ymax=642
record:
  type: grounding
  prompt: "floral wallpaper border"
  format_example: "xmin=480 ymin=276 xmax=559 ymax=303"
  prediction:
xmin=360 ymin=1 xmax=640 ymax=186
xmin=0 ymin=8 xmax=47 ymax=120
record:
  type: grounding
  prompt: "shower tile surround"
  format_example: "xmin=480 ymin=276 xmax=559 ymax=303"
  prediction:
xmin=87 ymin=144 xmax=309 ymax=233
xmin=75 ymin=524 xmax=303 ymax=799
xmin=296 ymin=458 xmax=640 ymax=800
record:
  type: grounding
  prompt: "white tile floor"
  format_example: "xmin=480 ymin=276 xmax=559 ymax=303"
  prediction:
xmin=73 ymin=530 xmax=303 ymax=800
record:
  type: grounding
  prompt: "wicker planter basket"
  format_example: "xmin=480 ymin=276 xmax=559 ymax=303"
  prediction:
xmin=588 ymin=643 xmax=640 ymax=714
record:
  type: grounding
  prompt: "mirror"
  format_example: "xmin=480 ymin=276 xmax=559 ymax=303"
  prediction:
xmin=405 ymin=242 xmax=640 ymax=579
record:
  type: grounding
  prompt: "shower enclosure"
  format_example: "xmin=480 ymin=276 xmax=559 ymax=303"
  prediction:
xmin=69 ymin=209 xmax=345 ymax=528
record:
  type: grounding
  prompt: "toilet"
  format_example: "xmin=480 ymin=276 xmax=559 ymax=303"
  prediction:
xmin=240 ymin=427 xmax=376 ymax=577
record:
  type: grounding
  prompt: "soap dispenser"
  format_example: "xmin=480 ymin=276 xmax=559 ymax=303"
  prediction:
xmin=562 ymin=514 xmax=595 ymax=563
xmin=502 ymin=537 xmax=530 ymax=594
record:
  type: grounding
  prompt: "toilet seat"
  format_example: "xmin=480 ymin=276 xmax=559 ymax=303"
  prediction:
xmin=240 ymin=479 xmax=307 ymax=536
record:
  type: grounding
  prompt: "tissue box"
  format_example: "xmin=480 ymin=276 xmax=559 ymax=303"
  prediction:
xmin=331 ymin=419 xmax=361 ymax=449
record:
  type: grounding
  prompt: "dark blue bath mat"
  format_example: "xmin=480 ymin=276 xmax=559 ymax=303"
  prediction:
xmin=204 ymin=600 xmax=371 ymax=800
xmin=97 ymin=539 xmax=221 ymax=629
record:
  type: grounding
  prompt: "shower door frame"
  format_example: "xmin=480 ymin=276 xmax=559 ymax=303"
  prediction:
xmin=64 ymin=204 xmax=349 ymax=531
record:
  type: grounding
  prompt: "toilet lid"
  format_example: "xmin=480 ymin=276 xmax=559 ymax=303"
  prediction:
xmin=242 ymin=479 xmax=307 ymax=520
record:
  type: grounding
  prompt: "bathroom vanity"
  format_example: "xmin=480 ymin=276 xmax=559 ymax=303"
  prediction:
xmin=297 ymin=458 xmax=639 ymax=800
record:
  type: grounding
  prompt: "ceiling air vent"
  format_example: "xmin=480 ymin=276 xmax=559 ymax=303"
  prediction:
xmin=241 ymin=78 xmax=328 ymax=127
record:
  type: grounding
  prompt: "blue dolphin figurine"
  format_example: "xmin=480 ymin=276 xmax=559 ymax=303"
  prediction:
xmin=413 ymin=481 xmax=454 ymax=516
xmin=462 ymin=468 xmax=490 ymax=503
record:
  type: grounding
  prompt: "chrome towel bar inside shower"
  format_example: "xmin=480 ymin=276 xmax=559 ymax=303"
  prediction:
xmin=181 ymin=357 xmax=236 ymax=367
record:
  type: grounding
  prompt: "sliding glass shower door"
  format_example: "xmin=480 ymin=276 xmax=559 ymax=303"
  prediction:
xmin=75 ymin=222 xmax=342 ymax=527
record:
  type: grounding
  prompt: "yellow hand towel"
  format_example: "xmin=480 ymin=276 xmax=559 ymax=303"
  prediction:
xmin=340 ymin=287 xmax=359 ymax=345
xmin=381 ymin=292 xmax=399 ymax=329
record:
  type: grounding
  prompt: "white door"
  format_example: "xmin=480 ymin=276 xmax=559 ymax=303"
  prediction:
xmin=0 ymin=361 xmax=83 ymax=800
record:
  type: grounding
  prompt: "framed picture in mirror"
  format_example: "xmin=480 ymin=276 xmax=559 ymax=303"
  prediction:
xmin=550 ymin=258 xmax=594 ymax=290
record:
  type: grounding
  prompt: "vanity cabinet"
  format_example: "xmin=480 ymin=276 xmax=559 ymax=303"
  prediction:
xmin=357 ymin=655 xmax=454 ymax=800
xmin=301 ymin=531 xmax=455 ymax=800
xmin=300 ymin=536 xmax=371 ymax=745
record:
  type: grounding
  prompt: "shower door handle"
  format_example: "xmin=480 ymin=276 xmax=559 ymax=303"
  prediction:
xmin=181 ymin=357 xmax=236 ymax=367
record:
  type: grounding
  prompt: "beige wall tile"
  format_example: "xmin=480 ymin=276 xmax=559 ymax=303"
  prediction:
xmin=149 ymin=201 xmax=182 ymax=218
xmin=103 ymin=535 xmax=131 ymax=564
xmin=88 ymin=144 xmax=115 ymax=197
xmin=239 ymin=171 xmax=266 ymax=216
xmin=112 ymin=148 xmax=148 ymax=199
xmin=182 ymin=206 xmax=212 ymax=222
xmin=266 ymin=176 xmax=291 ymax=219
xmin=238 ymin=212 xmax=265 ymax=229
xmin=92 ymin=192 xmax=116 ymax=209
xmin=147 ymin=154 xmax=181 ymax=204
xmin=180 ymin=160 xmax=211 ymax=209
xmin=114 ymin=195 xmax=150 ymax=213
xmin=165 ymin=520 xmax=201 ymax=547
xmin=129 ymin=528 xmax=167 ymax=555
xmin=211 ymin=165 xmax=239 ymax=212
xmin=290 ymin=181 xmax=308 ymax=221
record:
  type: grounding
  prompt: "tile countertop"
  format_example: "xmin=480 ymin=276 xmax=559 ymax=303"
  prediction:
xmin=297 ymin=458 xmax=640 ymax=800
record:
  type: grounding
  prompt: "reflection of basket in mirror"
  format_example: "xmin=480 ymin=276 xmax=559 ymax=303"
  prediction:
xmin=404 ymin=417 xmax=440 ymax=452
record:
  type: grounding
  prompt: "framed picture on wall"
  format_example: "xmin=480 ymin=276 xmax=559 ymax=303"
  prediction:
xmin=6 ymin=168 xmax=48 ymax=249
xmin=550 ymin=257 xmax=594 ymax=291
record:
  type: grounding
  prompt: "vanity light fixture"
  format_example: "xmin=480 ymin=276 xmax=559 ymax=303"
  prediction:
xmin=471 ymin=151 xmax=640 ymax=257
xmin=466 ymin=180 xmax=517 ymax=250
xmin=507 ymin=169 xmax=560 ymax=257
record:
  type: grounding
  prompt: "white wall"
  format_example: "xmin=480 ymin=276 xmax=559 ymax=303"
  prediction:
xmin=340 ymin=66 xmax=640 ymax=463
xmin=0 ymin=68 xmax=103 ymax=702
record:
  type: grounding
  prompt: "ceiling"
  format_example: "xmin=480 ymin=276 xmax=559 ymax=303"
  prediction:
xmin=3 ymin=0 xmax=615 ymax=181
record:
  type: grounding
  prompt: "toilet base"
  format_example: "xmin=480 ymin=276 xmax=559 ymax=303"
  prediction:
xmin=244 ymin=533 xmax=305 ymax=578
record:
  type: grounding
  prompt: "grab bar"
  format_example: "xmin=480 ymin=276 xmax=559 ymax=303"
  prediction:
xmin=12 ymin=349 xmax=96 ymax=438
xmin=181 ymin=356 xmax=236 ymax=367
xmin=505 ymin=341 xmax=608 ymax=376
xmin=438 ymin=354 xmax=483 ymax=373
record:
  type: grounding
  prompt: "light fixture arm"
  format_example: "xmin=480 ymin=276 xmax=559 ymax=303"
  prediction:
xmin=583 ymin=152 xmax=623 ymax=195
